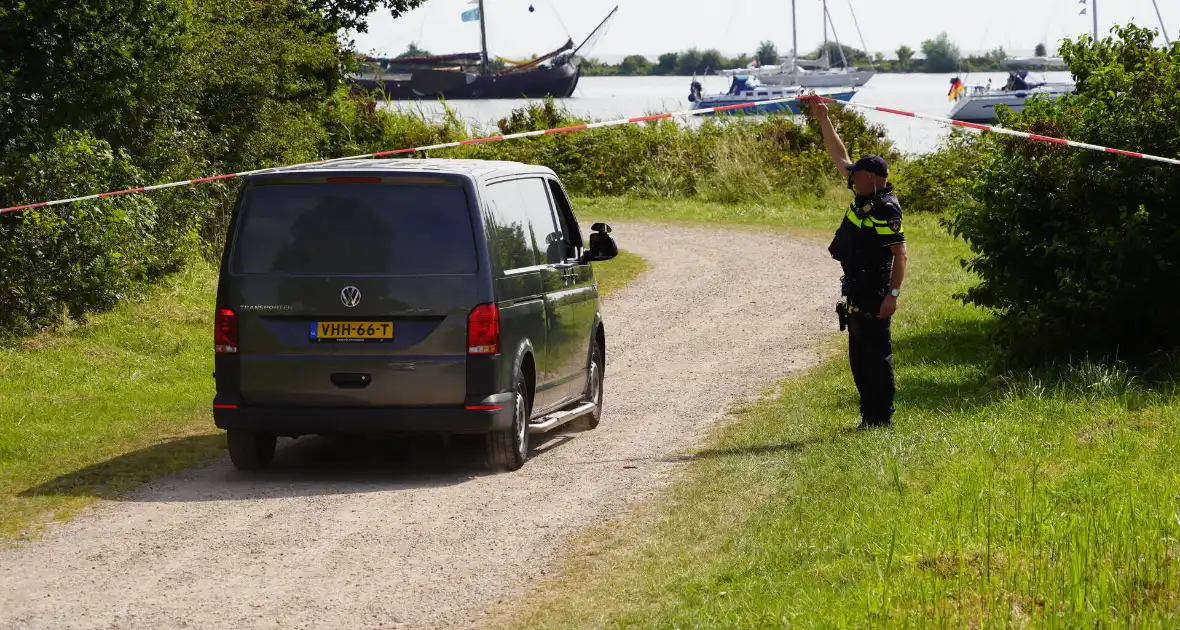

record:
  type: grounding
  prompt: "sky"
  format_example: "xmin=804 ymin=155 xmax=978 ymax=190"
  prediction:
xmin=350 ymin=0 xmax=1176 ymax=61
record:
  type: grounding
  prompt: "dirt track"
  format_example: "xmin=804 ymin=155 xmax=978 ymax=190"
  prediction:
xmin=0 ymin=223 xmax=837 ymax=629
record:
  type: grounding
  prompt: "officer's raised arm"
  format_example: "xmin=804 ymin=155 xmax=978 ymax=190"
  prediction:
xmin=807 ymin=99 xmax=853 ymax=175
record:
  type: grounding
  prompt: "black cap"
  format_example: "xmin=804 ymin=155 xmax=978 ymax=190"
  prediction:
xmin=849 ymin=154 xmax=888 ymax=178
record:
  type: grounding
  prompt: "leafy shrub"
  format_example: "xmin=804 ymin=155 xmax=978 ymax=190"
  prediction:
xmin=946 ymin=25 xmax=1180 ymax=364
xmin=892 ymin=130 xmax=984 ymax=214
xmin=0 ymin=132 xmax=193 ymax=338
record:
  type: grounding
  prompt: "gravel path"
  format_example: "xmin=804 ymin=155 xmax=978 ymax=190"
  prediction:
xmin=0 ymin=223 xmax=837 ymax=630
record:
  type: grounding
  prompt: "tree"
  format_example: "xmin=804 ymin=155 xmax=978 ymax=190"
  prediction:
xmin=920 ymin=32 xmax=961 ymax=72
xmin=301 ymin=0 xmax=428 ymax=33
xmin=0 ymin=0 xmax=187 ymax=160
xmin=397 ymin=42 xmax=430 ymax=58
xmin=617 ymin=54 xmax=652 ymax=76
xmin=728 ymin=53 xmax=754 ymax=69
xmin=756 ymin=40 xmax=779 ymax=65
xmin=816 ymin=42 xmax=869 ymax=67
xmin=896 ymin=45 xmax=915 ymax=70
xmin=699 ymin=49 xmax=724 ymax=74
xmin=654 ymin=52 xmax=679 ymax=75
xmin=677 ymin=48 xmax=703 ymax=75
xmin=1035 ymin=42 xmax=1048 ymax=57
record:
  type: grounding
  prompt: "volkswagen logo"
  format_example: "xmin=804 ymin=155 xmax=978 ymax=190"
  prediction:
xmin=340 ymin=286 xmax=362 ymax=308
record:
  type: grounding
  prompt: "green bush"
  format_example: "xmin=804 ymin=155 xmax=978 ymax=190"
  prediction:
xmin=946 ymin=25 xmax=1180 ymax=364
xmin=892 ymin=130 xmax=984 ymax=214
xmin=0 ymin=132 xmax=191 ymax=338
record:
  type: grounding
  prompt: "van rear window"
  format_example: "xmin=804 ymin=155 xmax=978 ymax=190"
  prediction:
xmin=231 ymin=183 xmax=477 ymax=275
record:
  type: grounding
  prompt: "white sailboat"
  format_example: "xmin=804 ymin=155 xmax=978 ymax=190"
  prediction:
xmin=948 ymin=72 xmax=1077 ymax=123
xmin=692 ymin=0 xmax=856 ymax=113
xmin=722 ymin=0 xmax=876 ymax=88
xmin=949 ymin=0 xmax=1170 ymax=123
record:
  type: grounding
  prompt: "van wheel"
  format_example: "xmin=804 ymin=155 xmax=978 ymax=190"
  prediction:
xmin=227 ymin=430 xmax=277 ymax=471
xmin=486 ymin=377 xmax=529 ymax=471
xmin=582 ymin=344 xmax=605 ymax=430
xmin=568 ymin=344 xmax=605 ymax=432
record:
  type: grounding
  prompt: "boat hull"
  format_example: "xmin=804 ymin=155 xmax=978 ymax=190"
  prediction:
xmin=693 ymin=90 xmax=856 ymax=116
xmin=948 ymin=88 xmax=1073 ymax=123
xmin=762 ymin=70 xmax=876 ymax=88
xmin=347 ymin=62 xmax=581 ymax=100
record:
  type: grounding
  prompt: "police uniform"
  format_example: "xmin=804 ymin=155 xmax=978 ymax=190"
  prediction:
xmin=828 ymin=164 xmax=904 ymax=427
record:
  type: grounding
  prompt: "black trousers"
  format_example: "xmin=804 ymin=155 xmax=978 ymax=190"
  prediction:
xmin=847 ymin=295 xmax=896 ymax=424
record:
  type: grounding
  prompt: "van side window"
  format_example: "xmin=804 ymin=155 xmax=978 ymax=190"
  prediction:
xmin=484 ymin=180 xmax=538 ymax=272
xmin=516 ymin=178 xmax=564 ymax=265
xmin=545 ymin=180 xmax=582 ymax=259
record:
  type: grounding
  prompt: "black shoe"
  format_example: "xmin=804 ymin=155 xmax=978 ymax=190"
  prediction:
xmin=857 ymin=417 xmax=893 ymax=430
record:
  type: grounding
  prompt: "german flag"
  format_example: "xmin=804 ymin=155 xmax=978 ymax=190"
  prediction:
xmin=948 ymin=77 xmax=966 ymax=101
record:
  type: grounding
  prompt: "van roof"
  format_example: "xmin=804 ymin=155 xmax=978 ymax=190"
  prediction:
xmin=247 ymin=158 xmax=556 ymax=183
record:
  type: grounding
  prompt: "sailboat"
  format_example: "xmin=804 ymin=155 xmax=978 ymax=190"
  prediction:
xmin=721 ymin=0 xmax=876 ymax=88
xmin=948 ymin=0 xmax=1169 ymax=123
xmin=347 ymin=3 xmax=618 ymax=100
xmin=690 ymin=0 xmax=856 ymax=114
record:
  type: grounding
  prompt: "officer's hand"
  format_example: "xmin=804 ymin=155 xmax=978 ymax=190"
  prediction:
xmin=879 ymin=294 xmax=898 ymax=319
xmin=806 ymin=98 xmax=828 ymax=118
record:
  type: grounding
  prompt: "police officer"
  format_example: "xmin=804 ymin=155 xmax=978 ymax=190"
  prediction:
xmin=809 ymin=100 xmax=908 ymax=429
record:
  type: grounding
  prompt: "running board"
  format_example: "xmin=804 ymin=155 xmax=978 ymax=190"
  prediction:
xmin=528 ymin=402 xmax=596 ymax=434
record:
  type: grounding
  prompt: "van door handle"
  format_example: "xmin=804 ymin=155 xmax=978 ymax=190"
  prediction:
xmin=330 ymin=373 xmax=372 ymax=389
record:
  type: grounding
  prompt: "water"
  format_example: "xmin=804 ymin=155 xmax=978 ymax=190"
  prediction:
xmin=381 ymin=72 xmax=1073 ymax=154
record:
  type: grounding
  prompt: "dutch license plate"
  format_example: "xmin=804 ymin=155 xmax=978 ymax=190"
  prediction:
xmin=310 ymin=321 xmax=394 ymax=342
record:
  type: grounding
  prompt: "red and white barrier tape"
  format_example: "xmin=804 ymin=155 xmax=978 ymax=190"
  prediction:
xmin=0 ymin=96 xmax=798 ymax=215
xmin=803 ymin=95 xmax=1180 ymax=166
xmin=2 ymin=93 xmax=1177 ymax=215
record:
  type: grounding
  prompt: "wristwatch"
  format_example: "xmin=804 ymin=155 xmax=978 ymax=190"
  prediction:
xmin=890 ymin=288 xmax=901 ymax=297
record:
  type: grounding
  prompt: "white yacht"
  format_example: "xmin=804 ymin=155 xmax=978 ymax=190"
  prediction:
xmin=948 ymin=71 xmax=1075 ymax=124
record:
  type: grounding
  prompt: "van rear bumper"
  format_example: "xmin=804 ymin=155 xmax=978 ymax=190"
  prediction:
xmin=213 ymin=393 xmax=515 ymax=436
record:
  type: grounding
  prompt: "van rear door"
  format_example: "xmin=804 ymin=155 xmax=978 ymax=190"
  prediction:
xmin=221 ymin=176 xmax=487 ymax=408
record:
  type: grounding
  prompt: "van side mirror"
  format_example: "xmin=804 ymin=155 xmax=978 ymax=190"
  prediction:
xmin=585 ymin=223 xmax=618 ymax=262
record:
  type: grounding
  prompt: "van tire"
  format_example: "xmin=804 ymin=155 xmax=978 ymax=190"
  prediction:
xmin=578 ymin=343 xmax=605 ymax=430
xmin=227 ymin=430 xmax=277 ymax=471
xmin=486 ymin=377 xmax=530 ymax=471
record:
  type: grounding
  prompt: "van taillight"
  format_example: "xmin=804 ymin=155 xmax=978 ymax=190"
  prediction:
xmin=467 ymin=304 xmax=500 ymax=355
xmin=215 ymin=308 xmax=238 ymax=354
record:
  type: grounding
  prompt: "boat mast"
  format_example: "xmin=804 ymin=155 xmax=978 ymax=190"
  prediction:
xmin=847 ymin=0 xmax=876 ymax=71
xmin=791 ymin=0 xmax=798 ymax=84
xmin=1151 ymin=0 xmax=1171 ymax=45
xmin=478 ymin=0 xmax=490 ymax=73
xmin=822 ymin=0 xmax=828 ymax=69
xmin=1092 ymin=0 xmax=1098 ymax=40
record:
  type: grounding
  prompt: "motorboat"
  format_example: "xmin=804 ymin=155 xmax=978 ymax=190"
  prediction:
xmin=688 ymin=76 xmax=855 ymax=116
xmin=949 ymin=71 xmax=1076 ymax=123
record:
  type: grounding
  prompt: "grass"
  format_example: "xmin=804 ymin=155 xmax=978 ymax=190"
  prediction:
xmin=595 ymin=250 xmax=648 ymax=297
xmin=0 ymin=251 xmax=646 ymax=541
xmin=498 ymin=198 xmax=1180 ymax=628
xmin=0 ymin=263 xmax=222 ymax=541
